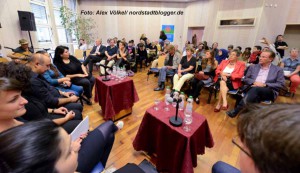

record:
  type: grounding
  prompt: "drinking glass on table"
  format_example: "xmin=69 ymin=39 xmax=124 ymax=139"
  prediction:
xmin=107 ymin=69 xmax=112 ymax=79
xmin=154 ymin=99 xmax=160 ymax=111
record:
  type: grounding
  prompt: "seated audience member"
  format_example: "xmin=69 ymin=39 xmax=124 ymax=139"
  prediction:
xmin=280 ymin=48 xmax=300 ymax=97
xmin=274 ymin=34 xmax=288 ymax=58
xmin=172 ymin=47 xmax=197 ymax=92
xmin=148 ymin=42 xmax=158 ymax=63
xmin=226 ymin=50 xmax=285 ymax=117
xmin=0 ymin=62 xmax=81 ymax=134
xmin=0 ymin=119 xmax=124 ymax=173
xmin=115 ymin=41 xmax=130 ymax=70
xmin=140 ymin=33 xmax=148 ymax=43
xmin=79 ymin=38 xmax=87 ymax=51
xmin=7 ymin=39 xmax=34 ymax=63
xmin=215 ymin=49 xmax=228 ymax=64
xmin=127 ymin=40 xmax=136 ymax=70
xmin=38 ymin=51 xmax=83 ymax=97
xmin=227 ymin=44 xmax=234 ymax=54
xmin=239 ymin=47 xmax=251 ymax=63
xmin=99 ymin=39 xmax=118 ymax=75
xmin=154 ymin=45 xmax=181 ymax=91
xmin=182 ymin=41 xmax=191 ymax=56
xmin=137 ymin=42 xmax=148 ymax=70
xmin=212 ymin=103 xmax=300 ymax=173
xmin=174 ymin=44 xmax=181 ymax=55
xmin=83 ymin=39 xmax=106 ymax=76
xmin=248 ymin=46 xmax=262 ymax=64
xmin=236 ymin=46 xmax=242 ymax=52
xmin=214 ymin=49 xmax=245 ymax=112
xmin=191 ymin=50 xmax=218 ymax=104
xmin=53 ymin=46 xmax=95 ymax=105
xmin=196 ymin=43 xmax=205 ymax=60
xmin=212 ymin=42 xmax=219 ymax=58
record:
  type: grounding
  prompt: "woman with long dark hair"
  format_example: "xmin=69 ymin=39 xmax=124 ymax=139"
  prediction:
xmin=53 ymin=46 xmax=95 ymax=105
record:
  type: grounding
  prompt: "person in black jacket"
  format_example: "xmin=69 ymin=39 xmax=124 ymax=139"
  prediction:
xmin=83 ymin=39 xmax=106 ymax=76
xmin=191 ymin=50 xmax=218 ymax=104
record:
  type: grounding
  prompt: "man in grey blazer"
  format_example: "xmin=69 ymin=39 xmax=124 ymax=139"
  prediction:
xmin=226 ymin=50 xmax=285 ymax=118
xmin=83 ymin=39 xmax=106 ymax=76
xmin=154 ymin=45 xmax=181 ymax=91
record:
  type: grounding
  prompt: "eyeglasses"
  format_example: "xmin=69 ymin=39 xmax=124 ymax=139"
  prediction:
xmin=232 ymin=136 xmax=251 ymax=157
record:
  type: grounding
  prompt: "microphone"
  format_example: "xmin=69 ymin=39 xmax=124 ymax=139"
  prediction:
xmin=169 ymin=94 xmax=183 ymax=127
xmin=98 ymin=64 xmax=112 ymax=81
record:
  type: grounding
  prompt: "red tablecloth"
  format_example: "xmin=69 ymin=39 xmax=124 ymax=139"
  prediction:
xmin=94 ymin=76 xmax=139 ymax=120
xmin=133 ymin=103 xmax=214 ymax=173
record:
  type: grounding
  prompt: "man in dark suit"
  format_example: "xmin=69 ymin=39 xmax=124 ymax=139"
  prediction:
xmin=226 ymin=50 xmax=285 ymax=118
xmin=83 ymin=39 xmax=106 ymax=76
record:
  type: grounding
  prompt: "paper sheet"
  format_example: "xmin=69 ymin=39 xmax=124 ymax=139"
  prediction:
xmin=70 ymin=116 xmax=89 ymax=141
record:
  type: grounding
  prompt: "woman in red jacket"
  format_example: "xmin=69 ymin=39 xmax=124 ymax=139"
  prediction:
xmin=214 ymin=49 xmax=245 ymax=112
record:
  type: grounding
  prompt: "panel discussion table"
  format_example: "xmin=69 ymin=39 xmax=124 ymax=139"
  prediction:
xmin=133 ymin=102 xmax=214 ymax=173
xmin=94 ymin=76 xmax=139 ymax=120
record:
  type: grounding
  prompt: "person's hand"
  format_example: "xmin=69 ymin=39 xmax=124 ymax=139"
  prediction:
xmin=285 ymin=74 xmax=292 ymax=78
xmin=62 ymin=77 xmax=71 ymax=81
xmin=64 ymin=81 xmax=72 ymax=87
xmin=69 ymin=95 xmax=79 ymax=102
xmin=96 ymin=52 xmax=100 ymax=55
xmin=252 ymin=82 xmax=266 ymax=87
xmin=222 ymin=75 xmax=227 ymax=81
xmin=54 ymin=107 xmax=68 ymax=115
xmin=65 ymin=110 xmax=75 ymax=120
xmin=79 ymin=133 xmax=88 ymax=139
xmin=199 ymin=71 xmax=204 ymax=75
xmin=71 ymin=138 xmax=82 ymax=153
xmin=62 ymin=91 xmax=75 ymax=97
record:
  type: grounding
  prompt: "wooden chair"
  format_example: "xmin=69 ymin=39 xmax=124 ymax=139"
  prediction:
xmin=74 ymin=49 xmax=84 ymax=62
xmin=147 ymin=55 xmax=166 ymax=81
xmin=86 ymin=49 xmax=91 ymax=57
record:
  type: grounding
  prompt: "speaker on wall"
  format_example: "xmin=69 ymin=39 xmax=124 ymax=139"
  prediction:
xmin=18 ymin=11 xmax=37 ymax=31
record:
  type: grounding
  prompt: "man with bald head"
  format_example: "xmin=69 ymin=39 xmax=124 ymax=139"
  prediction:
xmin=83 ymin=39 xmax=106 ymax=76
xmin=23 ymin=53 xmax=83 ymax=120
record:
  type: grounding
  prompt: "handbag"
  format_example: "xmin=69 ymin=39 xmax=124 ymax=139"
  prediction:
xmin=194 ymin=72 xmax=209 ymax=80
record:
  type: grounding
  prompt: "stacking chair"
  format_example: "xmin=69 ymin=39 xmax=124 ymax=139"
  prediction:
xmin=147 ymin=55 xmax=166 ymax=81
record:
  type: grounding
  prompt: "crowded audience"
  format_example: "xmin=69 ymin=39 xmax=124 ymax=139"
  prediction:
xmin=1 ymin=29 xmax=299 ymax=173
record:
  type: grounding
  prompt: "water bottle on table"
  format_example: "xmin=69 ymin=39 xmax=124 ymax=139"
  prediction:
xmin=172 ymin=90 xmax=179 ymax=107
xmin=179 ymin=92 xmax=185 ymax=111
xmin=183 ymin=96 xmax=193 ymax=132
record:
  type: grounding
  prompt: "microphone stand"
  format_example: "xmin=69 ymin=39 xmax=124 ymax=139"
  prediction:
xmin=99 ymin=64 xmax=111 ymax=81
xmin=169 ymin=97 xmax=183 ymax=127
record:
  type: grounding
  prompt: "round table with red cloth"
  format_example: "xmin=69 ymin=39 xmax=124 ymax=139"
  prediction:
xmin=94 ymin=76 xmax=139 ymax=120
xmin=133 ymin=102 xmax=214 ymax=173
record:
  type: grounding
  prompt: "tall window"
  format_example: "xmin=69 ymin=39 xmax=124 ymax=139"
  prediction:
xmin=30 ymin=0 xmax=77 ymax=45
xmin=30 ymin=1 xmax=52 ymax=43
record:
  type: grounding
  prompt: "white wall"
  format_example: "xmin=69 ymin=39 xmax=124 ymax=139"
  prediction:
xmin=286 ymin=0 xmax=300 ymax=24
xmin=78 ymin=0 xmax=186 ymax=47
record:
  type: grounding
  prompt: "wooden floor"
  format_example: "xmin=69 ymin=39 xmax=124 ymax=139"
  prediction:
xmin=83 ymin=68 xmax=300 ymax=173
